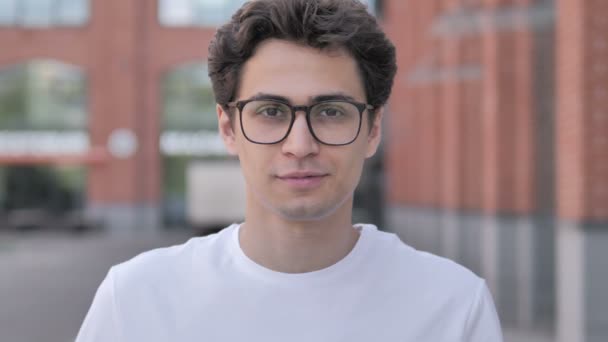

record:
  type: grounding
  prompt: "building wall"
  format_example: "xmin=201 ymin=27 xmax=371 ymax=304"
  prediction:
xmin=383 ymin=0 xmax=545 ymax=214
xmin=555 ymin=0 xmax=608 ymax=341
xmin=0 ymin=0 xmax=216 ymax=230
xmin=382 ymin=0 xmax=606 ymax=220
xmin=383 ymin=0 xmax=607 ymax=340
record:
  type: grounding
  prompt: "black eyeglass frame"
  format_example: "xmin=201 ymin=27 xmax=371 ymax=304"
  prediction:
xmin=225 ymin=98 xmax=375 ymax=146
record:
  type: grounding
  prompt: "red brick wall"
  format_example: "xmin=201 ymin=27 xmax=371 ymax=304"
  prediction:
xmin=461 ymin=36 xmax=484 ymax=211
xmin=384 ymin=0 xmax=538 ymax=215
xmin=556 ymin=0 xmax=608 ymax=221
xmin=385 ymin=0 xmax=607 ymax=222
xmin=481 ymin=27 xmax=535 ymax=214
xmin=440 ymin=33 xmax=463 ymax=209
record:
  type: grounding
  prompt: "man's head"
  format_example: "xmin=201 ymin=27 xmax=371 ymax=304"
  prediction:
xmin=208 ymin=0 xmax=396 ymax=117
xmin=209 ymin=0 xmax=397 ymax=222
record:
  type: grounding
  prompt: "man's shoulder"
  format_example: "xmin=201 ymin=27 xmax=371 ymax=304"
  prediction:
xmin=366 ymin=225 xmax=482 ymax=289
xmin=365 ymin=225 xmax=487 ymax=318
xmin=110 ymin=224 xmax=236 ymax=284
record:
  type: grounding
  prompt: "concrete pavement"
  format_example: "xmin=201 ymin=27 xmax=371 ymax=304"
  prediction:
xmin=0 ymin=228 xmax=190 ymax=342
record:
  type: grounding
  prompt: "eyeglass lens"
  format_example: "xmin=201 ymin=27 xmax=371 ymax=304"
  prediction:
xmin=240 ymin=100 xmax=361 ymax=145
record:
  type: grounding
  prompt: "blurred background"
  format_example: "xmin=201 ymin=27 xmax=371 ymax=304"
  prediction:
xmin=0 ymin=0 xmax=606 ymax=341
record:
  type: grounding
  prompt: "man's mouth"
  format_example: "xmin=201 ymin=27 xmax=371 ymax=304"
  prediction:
xmin=276 ymin=171 xmax=329 ymax=188
xmin=277 ymin=171 xmax=328 ymax=179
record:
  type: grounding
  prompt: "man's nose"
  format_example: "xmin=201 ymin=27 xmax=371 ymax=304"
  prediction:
xmin=281 ymin=112 xmax=320 ymax=158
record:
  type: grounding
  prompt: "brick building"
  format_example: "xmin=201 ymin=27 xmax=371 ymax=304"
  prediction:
xmin=382 ymin=0 xmax=607 ymax=341
xmin=0 ymin=0 xmax=606 ymax=341
xmin=0 ymin=0 xmax=240 ymax=229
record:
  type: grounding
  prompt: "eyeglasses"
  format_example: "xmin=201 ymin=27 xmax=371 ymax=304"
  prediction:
xmin=226 ymin=98 xmax=374 ymax=146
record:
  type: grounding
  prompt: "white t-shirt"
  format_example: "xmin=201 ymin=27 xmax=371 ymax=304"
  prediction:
xmin=76 ymin=224 xmax=503 ymax=341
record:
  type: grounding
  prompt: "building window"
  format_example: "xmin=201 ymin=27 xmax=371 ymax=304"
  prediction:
xmin=158 ymin=0 xmax=378 ymax=27
xmin=161 ymin=63 xmax=221 ymax=157
xmin=0 ymin=60 xmax=89 ymax=157
xmin=161 ymin=63 xmax=226 ymax=226
xmin=0 ymin=60 xmax=88 ymax=226
xmin=0 ymin=0 xmax=89 ymax=27
xmin=0 ymin=60 xmax=87 ymax=132
xmin=158 ymin=0 xmax=247 ymax=27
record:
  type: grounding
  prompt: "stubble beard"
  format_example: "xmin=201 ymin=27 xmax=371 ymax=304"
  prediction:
xmin=250 ymin=185 xmax=354 ymax=222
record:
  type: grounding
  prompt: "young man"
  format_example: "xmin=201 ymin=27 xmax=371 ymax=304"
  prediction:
xmin=76 ymin=1 xmax=503 ymax=341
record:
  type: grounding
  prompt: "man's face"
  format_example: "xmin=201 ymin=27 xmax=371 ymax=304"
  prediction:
xmin=218 ymin=39 xmax=382 ymax=221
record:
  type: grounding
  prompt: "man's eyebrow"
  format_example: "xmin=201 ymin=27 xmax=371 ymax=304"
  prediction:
xmin=311 ymin=93 xmax=356 ymax=103
xmin=247 ymin=92 xmax=358 ymax=104
xmin=249 ymin=93 xmax=291 ymax=103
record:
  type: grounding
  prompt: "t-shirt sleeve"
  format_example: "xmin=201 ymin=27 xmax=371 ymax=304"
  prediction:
xmin=462 ymin=280 xmax=503 ymax=342
xmin=75 ymin=268 xmax=121 ymax=342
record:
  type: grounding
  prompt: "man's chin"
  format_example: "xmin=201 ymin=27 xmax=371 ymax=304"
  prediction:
xmin=274 ymin=203 xmax=337 ymax=222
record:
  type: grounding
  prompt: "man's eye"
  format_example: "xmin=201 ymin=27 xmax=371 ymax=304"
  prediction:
xmin=258 ymin=106 xmax=284 ymax=117
xmin=319 ymin=107 xmax=343 ymax=117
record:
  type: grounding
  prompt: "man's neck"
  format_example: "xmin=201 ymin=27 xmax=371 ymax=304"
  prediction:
xmin=239 ymin=200 xmax=360 ymax=274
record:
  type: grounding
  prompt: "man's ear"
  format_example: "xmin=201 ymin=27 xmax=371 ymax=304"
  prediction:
xmin=217 ymin=104 xmax=238 ymax=155
xmin=365 ymin=107 xmax=383 ymax=158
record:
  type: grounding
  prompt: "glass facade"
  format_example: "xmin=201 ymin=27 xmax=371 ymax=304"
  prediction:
xmin=158 ymin=0 xmax=379 ymax=27
xmin=161 ymin=62 xmax=224 ymax=157
xmin=161 ymin=63 xmax=227 ymax=226
xmin=0 ymin=60 xmax=87 ymax=132
xmin=0 ymin=0 xmax=89 ymax=27
xmin=159 ymin=0 xmax=247 ymax=27
xmin=0 ymin=60 xmax=88 ymax=221
xmin=162 ymin=63 xmax=216 ymax=133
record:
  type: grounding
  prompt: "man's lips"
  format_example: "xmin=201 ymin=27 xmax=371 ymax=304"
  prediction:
xmin=275 ymin=171 xmax=329 ymax=188
xmin=276 ymin=171 xmax=329 ymax=179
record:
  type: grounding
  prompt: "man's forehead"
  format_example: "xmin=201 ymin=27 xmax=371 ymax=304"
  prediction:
xmin=252 ymin=38 xmax=348 ymax=57
xmin=236 ymin=40 xmax=366 ymax=102
xmin=244 ymin=40 xmax=357 ymax=72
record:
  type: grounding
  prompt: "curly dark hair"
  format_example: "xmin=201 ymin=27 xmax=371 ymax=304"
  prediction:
xmin=208 ymin=0 xmax=397 ymax=119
